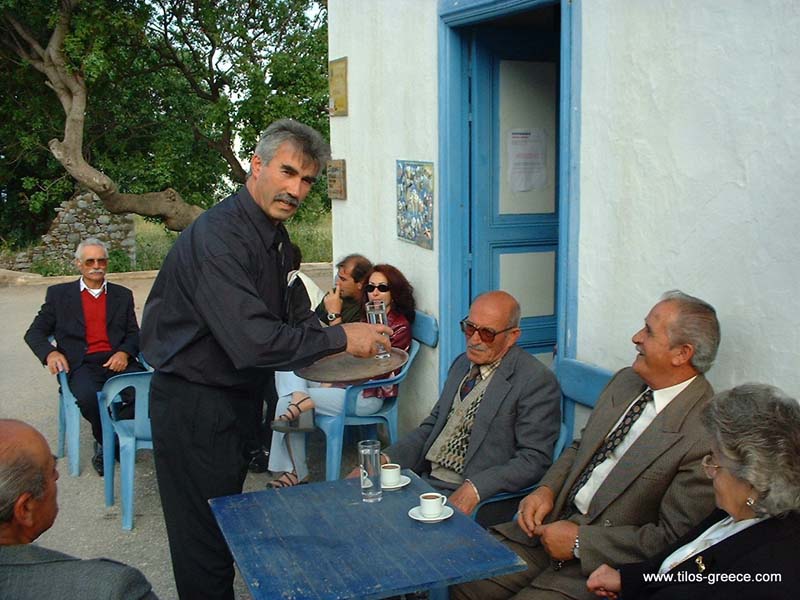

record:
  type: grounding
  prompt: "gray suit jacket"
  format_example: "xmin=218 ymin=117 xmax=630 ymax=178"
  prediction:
xmin=498 ymin=367 xmax=716 ymax=600
xmin=0 ymin=543 xmax=157 ymax=600
xmin=386 ymin=345 xmax=561 ymax=500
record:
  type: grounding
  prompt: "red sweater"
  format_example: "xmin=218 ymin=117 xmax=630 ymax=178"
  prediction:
xmin=81 ymin=289 xmax=113 ymax=355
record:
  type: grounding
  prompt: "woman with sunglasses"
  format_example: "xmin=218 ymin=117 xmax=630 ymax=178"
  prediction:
xmin=587 ymin=383 xmax=800 ymax=599
xmin=267 ymin=264 xmax=416 ymax=488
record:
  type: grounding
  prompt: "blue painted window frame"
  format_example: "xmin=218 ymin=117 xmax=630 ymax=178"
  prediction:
xmin=437 ymin=0 xmax=582 ymax=387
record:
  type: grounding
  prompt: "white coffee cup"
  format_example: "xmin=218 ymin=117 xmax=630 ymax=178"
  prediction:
xmin=419 ymin=492 xmax=447 ymax=518
xmin=381 ymin=463 xmax=401 ymax=487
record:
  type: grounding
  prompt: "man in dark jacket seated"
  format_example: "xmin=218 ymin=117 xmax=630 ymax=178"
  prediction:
xmin=24 ymin=238 xmax=145 ymax=475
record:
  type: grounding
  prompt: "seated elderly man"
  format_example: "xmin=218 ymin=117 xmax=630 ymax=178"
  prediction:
xmin=0 ymin=419 xmax=156 ymax=599
xmin=381 ymin=290 xmax=562 ymax=526
xmin=24 ymin=238 xmax=145 ymax=476
xmin=453 ymin=290 xmax=721 ymax=600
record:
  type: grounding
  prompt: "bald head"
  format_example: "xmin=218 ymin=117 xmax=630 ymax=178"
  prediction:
xmin=464 ymin=291 xmax=522 ymax=365
xmin=0 ymin=419 xmax=59 ymax=544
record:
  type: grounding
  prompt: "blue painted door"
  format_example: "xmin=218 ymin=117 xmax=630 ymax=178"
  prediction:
xmin=469 ymin=29 xmax=560 ymax=358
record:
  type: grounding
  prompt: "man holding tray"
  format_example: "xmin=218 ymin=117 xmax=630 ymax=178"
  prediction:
xmin=141 ymin=119 xmax=390 ymax=600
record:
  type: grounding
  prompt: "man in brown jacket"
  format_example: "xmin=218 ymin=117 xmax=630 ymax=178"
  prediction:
xmin=453 ymin=290 xmax=721 ymax=600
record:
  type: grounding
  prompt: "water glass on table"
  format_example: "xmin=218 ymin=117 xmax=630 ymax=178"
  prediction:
xmin=365 ymin=300 xmax=392 ymax=359
xmin=358 ymin=439 xmax=382 ymax=503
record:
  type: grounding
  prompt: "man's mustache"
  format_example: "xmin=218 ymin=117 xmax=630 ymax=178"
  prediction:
xmin=275 ymin=193 xmax=299 ymax=208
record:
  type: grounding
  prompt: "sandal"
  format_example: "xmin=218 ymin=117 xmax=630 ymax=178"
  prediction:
xmin=271 ymin=395 xmax=316 ymax=433
xmin=266 ymin=471 xmax=304 ymax=489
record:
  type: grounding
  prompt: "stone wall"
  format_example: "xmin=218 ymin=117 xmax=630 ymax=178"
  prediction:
xmin=12 ymin=191 xmax=136 ymax=272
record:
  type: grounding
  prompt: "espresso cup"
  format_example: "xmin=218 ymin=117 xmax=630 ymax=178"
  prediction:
xmin=380 ymin=463 xmax=401 ymax=487
xmin=419 ymin=492 xmax=447 ymax=518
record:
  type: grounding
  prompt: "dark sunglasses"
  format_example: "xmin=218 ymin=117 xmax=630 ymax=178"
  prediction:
xmin=83 ymin=258 xmax=108 ymax=267
xmin=460 ymin=318 xmax=515 ymax=343
xmin=365 ymin=283 xmax=391 ymax=293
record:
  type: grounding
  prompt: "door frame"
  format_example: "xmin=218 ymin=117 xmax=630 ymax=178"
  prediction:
xmin=437 ymin=0 xmax=582 ymax=386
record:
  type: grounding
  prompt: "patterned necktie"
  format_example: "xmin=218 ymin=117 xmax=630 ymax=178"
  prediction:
xmin=561 ymin=388 xmax=654 ymax=515
xmin=459 ymin=365 xmax=481 ymax=399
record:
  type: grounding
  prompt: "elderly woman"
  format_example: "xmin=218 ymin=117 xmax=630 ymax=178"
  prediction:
xmin=266 ymin=264 xmax=416 ymax=488
xmin=587 ymin=383 xmax=800 ymax=599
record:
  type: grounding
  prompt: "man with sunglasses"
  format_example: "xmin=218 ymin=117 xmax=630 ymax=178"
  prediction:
xmin=383 ymin=290 xmax=562 ymax=526
xmin=453 ymin=291 xmax=720 ymax=600
xmin=24 ymin=238 xmax=145 ymax=476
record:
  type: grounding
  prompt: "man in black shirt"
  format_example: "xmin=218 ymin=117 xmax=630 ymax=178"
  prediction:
xmin=141 ymin=119 xmax=390 ymax=600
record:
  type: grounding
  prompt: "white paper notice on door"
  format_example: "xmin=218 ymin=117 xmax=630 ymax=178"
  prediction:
xmin=507 ymin=128 xmax=547 ymax=192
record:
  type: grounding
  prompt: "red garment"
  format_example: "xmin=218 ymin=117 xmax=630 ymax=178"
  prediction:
xmin=362 ymin=309 xmax=411 ymax=399
xmin=81 ymin=289 xmax=112 ymax=354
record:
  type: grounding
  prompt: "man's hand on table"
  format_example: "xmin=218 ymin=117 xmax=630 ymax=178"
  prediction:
xmin=448 ymin=481 xmax=480 ymax=515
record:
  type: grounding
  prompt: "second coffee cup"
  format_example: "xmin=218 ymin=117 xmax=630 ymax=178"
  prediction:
xmin=380 ymin=463 xmax=401 ymax=487
xmin=419 ymin=492 xmax=447 ymax=518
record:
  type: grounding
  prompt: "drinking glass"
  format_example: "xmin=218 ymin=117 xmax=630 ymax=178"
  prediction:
xmin=365 ymin=300 xmax=391 ymax=359
xmin=358 ymin=439 xmax=383 ymax=503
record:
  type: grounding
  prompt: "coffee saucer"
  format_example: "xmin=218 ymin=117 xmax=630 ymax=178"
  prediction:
xmin=408 ymin=505 xmax=454 ymax=523
xmin=382 ymin=475 xmax=411 ymax=490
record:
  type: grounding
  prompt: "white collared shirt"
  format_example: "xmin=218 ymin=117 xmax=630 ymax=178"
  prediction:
xmin=80 ymin=277 xmax=107 ymax=299
xmin=658 ymin=514 xmax=764 ymax=574
xmin=574 ymin=376 xmax=697 ymax=514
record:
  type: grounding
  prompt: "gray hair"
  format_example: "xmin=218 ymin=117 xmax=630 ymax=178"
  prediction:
xmin=253 ymin=119 xmax=331 ymax=176
xmin=74 ymin=238 xmax=108 ymax=261
xmin=660 ymin=290 xmax=720 ymax=373
xmin=702 ymin=384 xmax=800 ymax=517
xmin=0 ymin=428 xmax=46 ymax=524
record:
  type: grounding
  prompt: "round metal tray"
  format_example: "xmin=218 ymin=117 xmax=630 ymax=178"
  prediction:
xmin=295 ymin=348 xmax=408 ymax=384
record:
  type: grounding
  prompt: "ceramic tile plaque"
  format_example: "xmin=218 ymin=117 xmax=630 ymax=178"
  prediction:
xmin=396 ymin=160 xmax=434 ymax=250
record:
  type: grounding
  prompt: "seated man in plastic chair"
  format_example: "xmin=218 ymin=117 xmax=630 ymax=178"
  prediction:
xmin=0 ymin=419 xmax=157 ymax=600
xmin=452 ymin=290 xmax=721 ymax=600
xmin=24 ymin=238 xmax=145 ymax=476
xmin=379 ymin=291 xmax=562 ymax=526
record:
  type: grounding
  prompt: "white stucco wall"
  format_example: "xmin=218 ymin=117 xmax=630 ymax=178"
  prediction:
xmin=577 ymin=1 xmax=800 ymax=395
xmin=328 ymin=0 xmax=440 ymax=431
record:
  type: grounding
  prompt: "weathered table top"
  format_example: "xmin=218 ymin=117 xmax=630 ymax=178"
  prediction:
xmin=210 ymin=470 xmax=526 ymax=599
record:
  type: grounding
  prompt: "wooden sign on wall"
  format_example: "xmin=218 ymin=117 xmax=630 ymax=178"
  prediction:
xmin=329 ymin=57 xmax=348 ymax=117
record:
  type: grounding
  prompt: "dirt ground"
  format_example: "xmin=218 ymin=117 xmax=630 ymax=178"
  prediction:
xmin=0 ymin=266 xmax=361 ymax=599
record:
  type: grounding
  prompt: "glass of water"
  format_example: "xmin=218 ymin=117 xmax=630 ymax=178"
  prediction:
xmin=358 ymin=439 xmax=382 ymax=503
xmin=365 ymin=300 xmax=391 ymax=359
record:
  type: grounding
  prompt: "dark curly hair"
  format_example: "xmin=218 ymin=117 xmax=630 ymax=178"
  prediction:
xmin=361 ymin=264 xmax=416 ymax=323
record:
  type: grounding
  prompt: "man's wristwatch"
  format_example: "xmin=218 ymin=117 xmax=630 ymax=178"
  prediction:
xmin=572 ymin=534 xmax=581 ymax=559
xmin=326 ymin=312 xmax=341 ymax=322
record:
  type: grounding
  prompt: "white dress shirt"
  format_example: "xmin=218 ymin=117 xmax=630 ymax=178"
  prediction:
xmin=658 ymin=514 xmax=764 ymax=573
xmin=574 ymin=376 xmax=696 ymax=514
xmin=80 ymin=277 xmax=107 ymax=299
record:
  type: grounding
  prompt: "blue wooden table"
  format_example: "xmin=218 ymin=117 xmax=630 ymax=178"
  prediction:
xmin=209 ymin=470 xmax=526 ymax=599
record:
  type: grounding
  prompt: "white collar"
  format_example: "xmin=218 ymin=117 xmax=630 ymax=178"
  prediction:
xmin=80 ymin=278 xmax=107 ymax=298
xmin=651 ymin=375 xmax=697 ymax=414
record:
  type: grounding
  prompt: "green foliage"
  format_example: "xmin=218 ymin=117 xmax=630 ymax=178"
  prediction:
xmin=134 ymin=217 xmax=178 ymax=271
xmin=285 ymin=212 xmax=332 ymax=263
xmin=29 ymin=256 xmax=74 ymax=277
xmin=0 ymin=0 xmax=330 ymax=249
xmin=107 ymin=248 xmax=131 ymax=273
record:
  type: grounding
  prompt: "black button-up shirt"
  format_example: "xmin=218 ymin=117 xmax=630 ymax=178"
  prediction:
xmin=141 ymin=186 xmax=346 ymax=389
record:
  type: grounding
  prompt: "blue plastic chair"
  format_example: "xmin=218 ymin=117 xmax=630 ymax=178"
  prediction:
xmin=56 ymin=370 xmax=83 ymax=477
xmin=315 ymin=310 xmax=440 ymax=480
xmin=469 ymin=357 xmax=613 ymax=520
xmin=97 ymin=370 xmax=153 ymax=530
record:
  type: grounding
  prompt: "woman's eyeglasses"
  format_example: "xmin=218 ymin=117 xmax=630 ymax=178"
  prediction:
xmin=701 ymin=454 xmax=722 ymax=479
xmin=83 ymin=258 xmax=108 ymax=267
xmin=365 ymin=283 xmax=391 ymax=293
xmin=460 ymin=318 xmax=515 ymax=343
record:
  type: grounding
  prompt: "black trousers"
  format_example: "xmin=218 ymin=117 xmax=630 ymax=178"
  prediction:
xmin=150 ymin=371 xmax=262 ymax=600
xmin=68 ymin=351 xmax=144 ymax=444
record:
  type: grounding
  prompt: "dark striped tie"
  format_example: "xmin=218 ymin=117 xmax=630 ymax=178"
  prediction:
xmin=459 ymin=365 xmax=481 ymax=399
